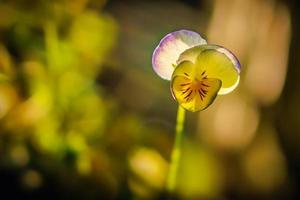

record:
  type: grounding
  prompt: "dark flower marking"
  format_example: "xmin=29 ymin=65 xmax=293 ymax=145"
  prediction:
xmin=198 ymin=89 xmax=206 ymax=100
xmin=182 ymin=87 xmax=191 ymax=94
xmin=184 ymin=90 xmax=193 ymax=100
xmin=201 ymin=83 xmax=210 ymax=87
xmin=180 ymin=83 xmax=191 ymax=86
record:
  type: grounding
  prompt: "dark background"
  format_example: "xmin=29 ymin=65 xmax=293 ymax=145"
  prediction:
xmin=0 ymin=0 xmax=299 ymax=199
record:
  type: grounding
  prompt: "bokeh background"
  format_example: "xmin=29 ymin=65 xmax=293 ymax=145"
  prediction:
xmin=0 ymin=0 xmax=299 ymax=199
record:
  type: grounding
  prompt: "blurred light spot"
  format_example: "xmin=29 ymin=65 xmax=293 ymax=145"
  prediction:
xmin=58 ymin=71 xmax=86 ymax=105
xmin=21 ymin=170 xmax=43 ymax=189
xmin=128 ymin=147 xmax=167 ymax=199
xmin=69 ymin=11 xmax=118 ymax=69
xmin=67 ymin=132 xmax=87 ymax=154
xmin=69 ymin=91 xmax=106 ymax=136
xmin=10 ymin=93 xmax=51 ymax=127
xmin=177 ymin=141 xmax=223 ymax=199
xmin=23 ymin=61 xmax=47 ymax=83
xmin=34 ymin=117 xmax=64 ymax=155
xmin=245 ymin=5 xmax=291 ymax=105
xmin=0 ymin=44 xmax=14 ymax=77
xmin=10 ymin=145 xmax=29 ymax=167
xmin=242 ymin=128 xmax=287 ymax=192
xmin=199 ymin=94 xmax=259 ymax=151
xmin=0 ymin=84 xmax=18 ymax=119
xmin=208 ymin=0 xmax=291 ymax=106
xmin=208 ymin=0 xmax=255 ymax=59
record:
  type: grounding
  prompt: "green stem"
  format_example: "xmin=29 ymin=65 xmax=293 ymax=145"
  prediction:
xmin=166 ymin=105 xmax=186 ymax=193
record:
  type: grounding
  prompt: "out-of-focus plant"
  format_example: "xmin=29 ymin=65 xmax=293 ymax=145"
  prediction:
xmin=0 ymin=0 xmax=119 ymax=195
xmin=152 ymin=29 xmax=240 ymax=194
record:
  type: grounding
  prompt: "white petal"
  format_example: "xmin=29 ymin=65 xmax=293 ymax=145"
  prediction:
xmin=152 ymin=30 xmax=207 ymax=80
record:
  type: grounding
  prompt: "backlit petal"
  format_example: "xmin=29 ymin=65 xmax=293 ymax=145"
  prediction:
xmin=152 ymin=30 xmax=207 ymax=80
xmin=171 ymin=61 xmax=222 ymax=112
xmin=171 ymin=76 xmax=222 ymax=112
xmin=177 ymin=45 xmax=207 ymax=64
xmin=194 ymin=45 xmax=240 ymax=94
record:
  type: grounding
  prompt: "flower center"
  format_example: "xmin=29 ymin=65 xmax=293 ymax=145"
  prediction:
xmin=180 ymin=71 xmax=210 ymax=102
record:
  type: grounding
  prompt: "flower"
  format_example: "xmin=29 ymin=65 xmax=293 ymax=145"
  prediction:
xmin=152 ymin=30 xmax=240 ymax=112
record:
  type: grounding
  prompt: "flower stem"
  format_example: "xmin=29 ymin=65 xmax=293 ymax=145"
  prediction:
xmin=166 ymin=105 xmax=186 ymax=193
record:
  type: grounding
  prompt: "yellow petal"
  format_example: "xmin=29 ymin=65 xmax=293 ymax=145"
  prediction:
xmin=176 ymin=45 xmax=206 ymax=65
xmin=195 ymin=46 xmax=240 ymax=95
xmin=171 ymin=75 xmax=222 ymax=112
xmin=178 ymin=45 xmax=240 ymax=95
xmin=170 ymin=60 xmax=195 ymax=78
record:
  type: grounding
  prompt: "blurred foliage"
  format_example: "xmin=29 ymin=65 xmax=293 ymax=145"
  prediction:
xmin=0 ymin=0 xmax=299 ymax=200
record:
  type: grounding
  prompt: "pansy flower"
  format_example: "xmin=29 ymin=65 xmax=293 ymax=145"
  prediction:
xmin=152 ymin=30 xmax=240 ymax=112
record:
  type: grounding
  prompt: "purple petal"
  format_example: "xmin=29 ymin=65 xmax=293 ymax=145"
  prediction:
xmin=152 ymin=30 xmax=207 ymax=80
